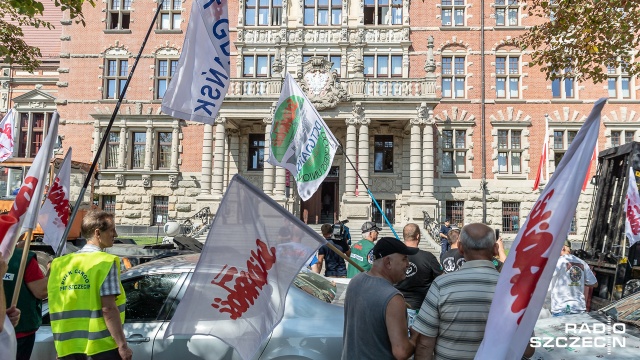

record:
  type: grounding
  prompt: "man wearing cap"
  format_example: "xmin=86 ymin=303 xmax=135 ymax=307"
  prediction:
xmin=346 ymin=221 xmax=381 ymax=278
xmin=439 ymin=219 xmax=452 ymax=256
xmin=342 ymin=237 xmax=419 ymax=360
xmin=548 ymin=240 xmax=597 ymax=316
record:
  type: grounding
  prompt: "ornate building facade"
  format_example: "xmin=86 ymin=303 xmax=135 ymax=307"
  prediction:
xmin=5 ymin=0 xmax=640 ymax=239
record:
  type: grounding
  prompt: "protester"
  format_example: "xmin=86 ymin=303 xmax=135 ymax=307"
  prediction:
xmin=394 ymin=223 xmax=442 ymax=328
xmin=47 ymin=210 xmax=132 ymax=360
xmin=549 ymin=240 xmax=598 ymax=316
xmin=439 ymin=226 xmax=463 ymax=273
xmin=439 ymin=218 xmax=452 ymax=256
xmin=316 ymin=223 xmax=350 ymax=277
xmin=4 ymin=241 xmax=48 ymax=360
xmin=1 ymin=250 xmax=20 ymax=360
xmin=342 ymin=237 xmax=418 ymax=360
xmin=346 ymin=221 xmax=381 ymax=278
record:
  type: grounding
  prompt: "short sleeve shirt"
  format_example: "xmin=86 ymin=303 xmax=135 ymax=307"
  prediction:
xmin=77 ymin=244 xmax=121 ymax=296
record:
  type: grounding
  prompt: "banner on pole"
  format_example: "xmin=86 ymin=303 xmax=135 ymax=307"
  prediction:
xmin=532 ymin=124 xmax=548 ymax=191
xmin=164 ymin=174 xmax=326 ymax=360
xmin=0 ymin=109 xmax=15 ymax=162
xmin=38 ymin=148 xmax=72 ymax=255
xmin=476 ymin=98 xmax=606 ymax=359
xmin=625 ymin=165 xmax=640 ymax=247
xmin=268 ymin=73 xmax=339 ymax=201
xmin=161 ymin=0 xmax=230 ymax=124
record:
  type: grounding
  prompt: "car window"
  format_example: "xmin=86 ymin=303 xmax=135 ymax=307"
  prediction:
xmin=123 ymin=273 xmax=181 ymax=321
xmin=293 ymin=270 xmax=339 ymax=304
xmin=601 ymin=291 xmax=640 ymax=329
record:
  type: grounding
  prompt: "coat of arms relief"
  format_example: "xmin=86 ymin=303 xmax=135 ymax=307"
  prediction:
xmin=297 ymin=56 xmax=349 ymax=110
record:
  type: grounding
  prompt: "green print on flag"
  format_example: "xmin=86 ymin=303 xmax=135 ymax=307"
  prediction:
xmin=271 ymin=95 xmax=303 ymax=162
xmin=296 ymin=127 xmax=331 ymax=184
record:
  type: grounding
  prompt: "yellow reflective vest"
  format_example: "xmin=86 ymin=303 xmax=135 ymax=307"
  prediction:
xmin=47 ymin=252 xmax=126 ymax=357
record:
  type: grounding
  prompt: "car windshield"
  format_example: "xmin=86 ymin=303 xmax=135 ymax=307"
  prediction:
xmin=600 ymin=292 xmax=640 ymax=329
xmin=293 ymin=269 xmax=346 ymax=305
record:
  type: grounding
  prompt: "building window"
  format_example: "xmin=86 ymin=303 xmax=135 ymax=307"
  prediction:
xmin=442 ymin=129 xmax=466 ymax=174
xmin=551 ymin=70 xmax=575 ymax=98
xmin=374 ymin=135 xmax=394 ymax=172
xmin=243 ymin=55 xmax=275 ymax=77
xmin=495 ymin=0 xmax=518 ymax=26
xmin=248 ymin=134 xmax=265 ymax=170
xmin=497 ymin=130 xmax=522 ymax=174
xmin=104 ymin=59 xmax=128 ymax=99
xmin=569 ymin=216 xmax=577 ymax=235
xmin=155 ymin=59 xmax=178 ymax=99
xmin=552 ymin=130 xmax=578 ymax=168
xmin=304 ymin=0 xmax=342 ymax=26
xmin=303 ymin=54 xmax=342 ymax=74
xmin=611 ymin=130 xmax=635 ymax=147
xmin=17 ymin=112 xmax=52 ymax=158
xmin=441 ymin=0 xmax=464 ymax=26
xmin=502 ymin=202 xmax=520 ymax=234
xmin=607 ymin=63 xmax=631 ymax=99
xmin=153 ymin=196 xmax=169 ymax=225
xmin=102 ymin=195 xmax=116 ymax=214
xmin=442 ymin=56 xmax=465 ymax=98
xmin=131 ymin=132 xmax=146 ymax=169
xmin=372 ymin=200 xmax=395 ymax=224
xmin=363 ymin=55 xmax=402 ymax=78
xmin=496 ymin=55 xmax=520 ymax=98
xmin=246 ymin=0 xmax=282 ymax=26
xmin=107 ymin=0 xmax=131 ymax=30
xmin=106 ymin=132 xmax=120 ymax=169
xmin=364 ymin=0 xmax=402 ymax=25
xmin=446 ymin=201 xmax=464 ymax=227
xmin=156 ymin=132 xmax=172 ymax=169
xmin=159 ymin=0 xmax=181 ymax=30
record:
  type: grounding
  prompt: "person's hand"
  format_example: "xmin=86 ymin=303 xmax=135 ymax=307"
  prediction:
xmin=497 ymin=237 xmax=504 ymax=250
xmin=7 ymin=306 xmax=20 ymax=327
xmin=118 ymin=344 xmax=133 ymax=360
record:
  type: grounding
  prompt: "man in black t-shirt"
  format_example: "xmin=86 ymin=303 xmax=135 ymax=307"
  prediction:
xmin=395 ymin=223 xmax=442 ymax=328
xmin=440 ymin=226 xmax=465 ymax=273
xmin=316 ymin=223 xmax=350 ymax=277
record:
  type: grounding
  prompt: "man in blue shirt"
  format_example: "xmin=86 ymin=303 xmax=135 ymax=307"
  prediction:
xmin=439 ymin=218 xmax=452 ymax=256
xmin=316 ymin=223 xmax=350 ymax=277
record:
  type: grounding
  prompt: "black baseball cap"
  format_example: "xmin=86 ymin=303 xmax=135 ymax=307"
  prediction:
xmin=372 ymin=237 xmax=419 ymax=259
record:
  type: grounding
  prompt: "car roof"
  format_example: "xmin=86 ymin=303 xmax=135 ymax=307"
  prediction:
xmin=122 ymin=253 xmax=199 ymax=278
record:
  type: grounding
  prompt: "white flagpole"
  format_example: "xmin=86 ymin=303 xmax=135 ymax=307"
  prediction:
xmin=544 ymin=114 xmax=549 ymax=183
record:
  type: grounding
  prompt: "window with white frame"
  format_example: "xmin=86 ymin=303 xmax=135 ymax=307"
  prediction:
xmin=364 ymin=0 xmax=402 ymax=25
xmin=159 ymin=0 xmax=181 ymax=30
xmin=442 ymin=129 xmax=467 ymax=174
xmin=243 ymin=55 xmax=275 ymax=77
xmin=607 ymin=63 xmax=631 ymax=99
xmin=552 ymin=129 xmax=578 ymax=168
xmin=105 ymin=132 xmax=120 ymax=169
xmin=495 ymin=0 xmax=519 ymax=26
xmin=17 ymin=112 xmax=52 ymax=158
xmin=107 ymin=0 xmax=131 ymax=30
xmin=441 ymin=56 xmax=465 ymax=98
xmin=495 ymin=55 xmax=520 ymax=98
xmin=303 ymin=54 xmax=342 ymax=74
xmin=441 ymin=0 xmax=465 ymax=27
xmin=551 ymin=69 xmax=575 ymax=99
xmin=104 ymin=58 xmax=128 ymax=99
xmin=131 ymin=132 xmax=146 ymax=169
xmin=363 ymin=54 xmax=403 ymax=78
xmin=304 ymin=0 xmax=342 ymax=26
xmin=156 ymin=132 xmax=172 ymax=169
xmin=155 ymin=59 xmax=178 ymax=99
xmin=610 ymin=130 xmax=636 ymax=147
xmin=246 ymin=0 xmax=283 ymax=26
xmin=497 ymin=129 xmax=522 ymax=174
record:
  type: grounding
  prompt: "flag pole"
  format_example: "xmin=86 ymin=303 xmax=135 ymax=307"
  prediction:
xmin=10 ymin=229 xmax=34 ymax=307
xmin=341 ymin=145 xmax=400 ymax=239
xmin=55 ymin=0 xmax=165 ymax=257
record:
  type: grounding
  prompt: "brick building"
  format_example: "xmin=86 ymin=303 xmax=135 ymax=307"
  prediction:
xmin=4 ymin=0 xmax=640 ymax=238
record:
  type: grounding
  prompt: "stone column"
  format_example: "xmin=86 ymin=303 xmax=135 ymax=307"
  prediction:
xmin=92 ymin=119 xmax=101 ymax=163
xmin=410 ymin=119 xmax=422 ymax=196
xmin=170 ymin=121 xmax=179 ymax=171
xmin=422 ymin=119 xmax=435 ymax=195
xmin=227 ymin=129 xmax=239 ymax=180
xmin=274 ymin=166 xmax=286 ymax=196
xmin=358 ymin=118 xmax=371 ymax=191
xmin=345 ymin=118 xmax=358 ymax=196
xmin=200 ymin=123 xmax=213 ymax=194
xmin=144 ymin=121 xmax=153 ymax=171
xmin=263 ymin=117 xmax=275 ymax=195
xmin=118 ymin=123 xmax=126 ymax=170
xmin=211 ymin=117 xmax=226 ymax=195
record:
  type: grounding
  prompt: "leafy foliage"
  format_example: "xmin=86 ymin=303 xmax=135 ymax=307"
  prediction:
xmin=517 ymin=0 xmax=640 ymax=83
xmin=0 ymin=0 xmax=95 ymax=72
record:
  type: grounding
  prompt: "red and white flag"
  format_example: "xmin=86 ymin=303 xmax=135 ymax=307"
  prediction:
xmin=164 ymin=175 xmax=326 ymax=360
xmin=0 ymin=109 xmax=15 ymax=162
xmin=582 ymin=142 xmax=598 ymax=191
xmin=476 ymin=98 xmax=606 ymax=359
xmin=625 ymin=166 xmax=640 ymax=247
xmin=532 ymin=118 xmax=548 ymax=191
xmin=0 ymin=112 xmax=59 ymax=261
xmin=38 ymin=148 xmax=72 ymax=254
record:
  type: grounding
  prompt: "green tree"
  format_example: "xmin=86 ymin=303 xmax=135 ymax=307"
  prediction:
xmin=519 ymin=0 xmax=640 ymax=83
xmin=0 ymin=0 xmax=95 ymax=72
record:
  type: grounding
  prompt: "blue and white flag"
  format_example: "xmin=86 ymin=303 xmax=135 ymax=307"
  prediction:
xmin=161 ymin=0 xmax=230 ymax=124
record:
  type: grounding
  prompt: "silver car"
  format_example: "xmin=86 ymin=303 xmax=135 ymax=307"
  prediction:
xmin=32 ymin=254 xmax=346 ymax=360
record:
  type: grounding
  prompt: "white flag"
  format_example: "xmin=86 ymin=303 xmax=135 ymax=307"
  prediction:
xmin=38 ymin=148 xmax=72 ymax=254
xmin=0 ymin=109 xmax=15 ymax=162
xmin=268 ymin=73 xmax=339 ymax=201
xmin=625 ymin=166 xmax=640 ymax=247
xmin=476 ymin=98 xmax=606 ymax=359
xmin=161 ymin=0 xmax=230 ymax=124
xmin=164 ymin=174 xmax=326 ymax=360
xmin=0 ymin=112 xmax=59 ymax=261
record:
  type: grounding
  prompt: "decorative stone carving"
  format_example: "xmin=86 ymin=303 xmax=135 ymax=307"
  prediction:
xmin=168 ymin=174 xmax=178 ymax=188
xmin=142 ymin=175 xmax=151 ymax=188
xmin=372 ymin=177 xmax=396 ymax=192
xmin=416 ymin=102 xmax=429 ymax=120
xmin=115 ymin=174 xmax=125 ymax=187
xmin=298 ymin=57 xmax=349 ymax=110
xmin=352 ymin=102 xmax=365 ymax=122
xmin=424 ymin=36 xmax=436 ymax=73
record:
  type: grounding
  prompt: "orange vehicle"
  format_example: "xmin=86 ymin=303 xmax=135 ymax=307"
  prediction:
xmin=0 ymin=157 xmax=93 ymax=241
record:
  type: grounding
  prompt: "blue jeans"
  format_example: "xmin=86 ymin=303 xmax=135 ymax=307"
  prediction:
xmin=440 ymin=240 xmax=450 ymax=255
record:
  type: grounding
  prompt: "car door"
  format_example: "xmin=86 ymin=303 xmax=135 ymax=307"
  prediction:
xmin=121 ymin=271 xmax=186 ymax=360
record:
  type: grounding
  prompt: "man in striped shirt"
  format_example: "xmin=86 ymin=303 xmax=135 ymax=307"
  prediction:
xmin=412 ymin=223 xmax=499 ymax=360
